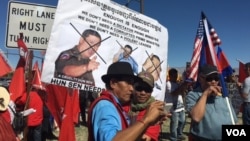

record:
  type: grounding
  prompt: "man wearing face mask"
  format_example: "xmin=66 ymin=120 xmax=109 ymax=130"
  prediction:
xmin=186 ymin=64 xmax=238 ymax=141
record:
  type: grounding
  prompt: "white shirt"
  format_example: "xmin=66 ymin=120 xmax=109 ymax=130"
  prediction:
xmin=165 ymin=81 xmax=185 ymax=112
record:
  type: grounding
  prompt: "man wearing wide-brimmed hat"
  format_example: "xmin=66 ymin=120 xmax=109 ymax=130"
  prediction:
xmin=0 ymin=87 xmax=10 ymax=112
xmin=87 ymin=62 xmax=167 ymax=141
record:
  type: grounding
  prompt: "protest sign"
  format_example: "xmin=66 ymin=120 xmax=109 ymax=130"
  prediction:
xmin=41 ymin=0 xmax=168 ymax=101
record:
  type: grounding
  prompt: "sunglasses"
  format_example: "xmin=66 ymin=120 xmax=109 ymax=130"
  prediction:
xmin=135 ymin=85 xmax=153 ymax=93
xmin=205 ymin=75 xmax=219 ymax=82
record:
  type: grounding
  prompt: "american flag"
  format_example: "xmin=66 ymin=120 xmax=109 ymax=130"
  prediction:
xmin=206 ymin=19 xmax=232 ymax=77
xmin=188 ymin=12 xmax=223 ymax=81
xmin=210 ymin=28 xmax=221 ymax=47
xmin=188 ymin=12 xmax=232 ymax=97
xmin=207 ymin=16 xmax=222 ymax=47
xmin=188 ymin=15 xmax=205 ymax=81
xmin=188 ymin=12 xmax=235 ymax=124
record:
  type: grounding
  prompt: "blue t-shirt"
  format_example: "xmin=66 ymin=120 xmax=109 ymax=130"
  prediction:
xmin=186 ymin=87 xmax=238 ymax=140
xmin=91 ymin=96 xmax=129 ymax=141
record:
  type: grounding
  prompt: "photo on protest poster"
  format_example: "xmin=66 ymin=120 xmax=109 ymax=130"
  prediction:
xmin=41 ymin=0 xmax=168 ymax=101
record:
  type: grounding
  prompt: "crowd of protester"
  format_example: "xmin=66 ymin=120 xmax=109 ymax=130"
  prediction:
xmin=1 ymin=57 xmax=250 ymax=141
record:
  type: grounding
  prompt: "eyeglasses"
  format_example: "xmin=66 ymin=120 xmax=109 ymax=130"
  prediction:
xmin=205 ymin=75 xmax=219 ymax=82
xmin=135 ymin=86 xmax=153 ymax=93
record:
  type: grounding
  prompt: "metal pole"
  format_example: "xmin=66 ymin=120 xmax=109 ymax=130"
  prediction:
xmin=140 ymin=0 xmax=144 ymax=14
xmin=125 ymin=0 xmax=130 ymax=7
xmin=123 ymin=0 xmax=144 ymax=14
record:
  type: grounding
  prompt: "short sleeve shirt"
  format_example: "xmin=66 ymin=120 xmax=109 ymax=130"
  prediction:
xmin=186 ymin=87 xmax=238 ymax=140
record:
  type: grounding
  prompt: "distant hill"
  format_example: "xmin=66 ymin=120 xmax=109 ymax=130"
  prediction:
xmin=170 ymin=67 xmax=239 ymax=76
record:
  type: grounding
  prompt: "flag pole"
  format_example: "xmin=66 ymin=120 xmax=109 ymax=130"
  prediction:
xmin=236 ymin=58 xmax=244 ymax=63
xmin=23 ymin=49 xmax=34 ymax=141
xmin=202 ymin=14 xmax=235 ymax=125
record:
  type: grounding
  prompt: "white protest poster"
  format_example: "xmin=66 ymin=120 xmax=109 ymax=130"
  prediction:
xmin=41 ymin=0 xmax=168 ymax=101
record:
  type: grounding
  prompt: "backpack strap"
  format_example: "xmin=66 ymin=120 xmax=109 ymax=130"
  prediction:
xmin=8 ymin=105 xmax=16 ymax=115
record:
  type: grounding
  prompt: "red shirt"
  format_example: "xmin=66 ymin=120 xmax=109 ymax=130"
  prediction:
xmin=27 ymin=91 xmax=43 ymax=126
xmin=136 ymin=109 xmax=160 ymax=141
xmin=0 ymin=110 xmax=11 ymax=124
xmin=123 ymin=104 xmax=161 ymax=141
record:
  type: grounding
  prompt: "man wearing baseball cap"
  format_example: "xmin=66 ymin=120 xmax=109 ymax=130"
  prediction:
xmin=87 ymin=62 xmax=167 ymax=141
xmin=127 ymin=71 xmax=161 ymax=141
xmin=186 ymin=64 xmax=238 ymax=140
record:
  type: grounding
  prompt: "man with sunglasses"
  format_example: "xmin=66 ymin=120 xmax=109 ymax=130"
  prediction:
xmin=239 ymin=62 xmax=250 ymax=125
xmin=87 ymin=62 xmax=167 ymax=141
xmin=126 ymin=71 xmax=161 ymax=141
xmin=186 ymin=64 xmax=238 ymax=141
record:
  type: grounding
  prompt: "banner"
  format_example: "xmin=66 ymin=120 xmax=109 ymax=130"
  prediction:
xmin=41 ymin=0 xmax=168 ymax=101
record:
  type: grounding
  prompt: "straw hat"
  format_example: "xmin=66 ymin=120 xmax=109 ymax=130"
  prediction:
xmin=0 ymin=87 xmax=10 ymax=111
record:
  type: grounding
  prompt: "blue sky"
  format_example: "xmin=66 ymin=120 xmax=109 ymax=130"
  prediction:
xmin=1 ymin=0 xmax=250 ymax=69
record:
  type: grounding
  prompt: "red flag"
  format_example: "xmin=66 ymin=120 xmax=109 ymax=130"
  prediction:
xmin=216 ymin=47 xmax=234 ymax=77
xmin=32 ymin=61 xmax=45 ymax=90
xmin=32 ymin=69 xmax=45 ymax=90
xmin=45 ymin=84 xmax=67 ymax=128
xmin=72 ymin=89 xmax=80 ymax=124
xmin=0 ymin=50 xmax=13 ymax=77
xmin=32 ymin=60 xmax=39 ymax=71
xmin=58 ymin=89 xmax=78 ymax=141
xmin=45 ymin=84 xmax=79 ymax=141
xmin=17 ymin=33 xmax=28 ymax=59
xmin=9 ymin=34 xmax=28 ymax=102
xmin=238 ymin=60 xmax=247 ymax=83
